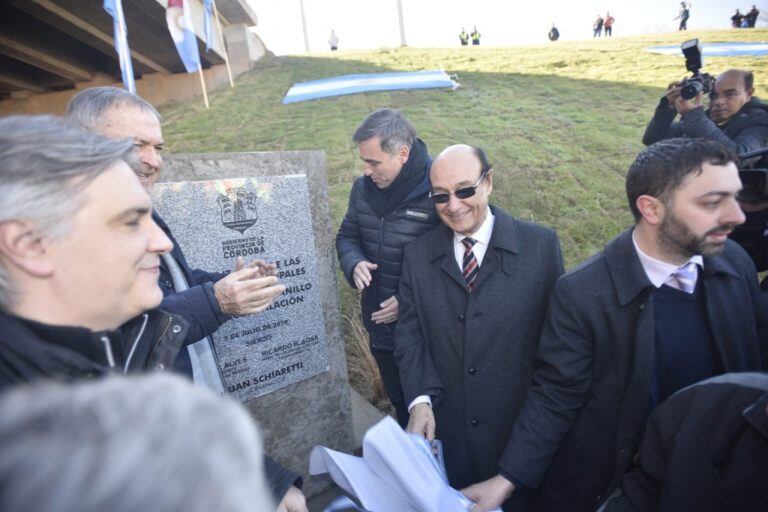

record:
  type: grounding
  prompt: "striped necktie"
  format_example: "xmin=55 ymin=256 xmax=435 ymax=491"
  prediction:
xmin=670 ymin=261 xmax=698 ymax=294
xmin=461 ymin=237 xmax=479 ymax=291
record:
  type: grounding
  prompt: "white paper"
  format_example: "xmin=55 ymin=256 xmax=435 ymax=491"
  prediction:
xmin=310 ymin=416 xmax=502 ymax=512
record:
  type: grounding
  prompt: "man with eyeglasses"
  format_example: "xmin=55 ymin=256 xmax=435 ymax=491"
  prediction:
xmin=394 ymin=144 xmax=564 ymax=510
xmin=336 ymin=108 xmax=439 ymax=427
xmin=643 ymin=69 xmax=768 ymax=157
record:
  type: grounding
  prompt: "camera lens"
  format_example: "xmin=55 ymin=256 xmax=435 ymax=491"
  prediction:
xmin=680 ymin=79 xmax=703 ymax=100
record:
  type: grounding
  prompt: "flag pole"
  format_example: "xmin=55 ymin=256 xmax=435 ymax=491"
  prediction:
xmin=197 ymin=67 xmax=210 ymax=108
xmin=212 ymin=0 xmax=234 ymax=88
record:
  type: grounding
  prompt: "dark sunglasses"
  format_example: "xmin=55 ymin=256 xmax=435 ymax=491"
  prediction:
xmin=429 ymin=169 xmax=489 ymax=204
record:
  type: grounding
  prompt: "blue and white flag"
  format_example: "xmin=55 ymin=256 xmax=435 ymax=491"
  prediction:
xmin=283 ymin=70 xmax=459 ymax=104
xmin=103 ymin=0 xmax=136 ymax=93
xmin=203 ymin=0 xmax=214 ymax=53
xmin=166 ymin=0 xmax=201 ymax=73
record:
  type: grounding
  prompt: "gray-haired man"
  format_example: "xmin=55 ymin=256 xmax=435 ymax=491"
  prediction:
xmin=0 ymin=374 xmax=275 ymax=512
xmin=0 ymin=115 xmax=182 ymax=384
xmin=336 ymin=108 xmax=439 ymax=426
xmin=66 ymin=88 xmax=307 ymax=512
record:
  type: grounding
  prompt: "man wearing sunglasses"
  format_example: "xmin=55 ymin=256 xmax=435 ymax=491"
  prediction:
xmin=642 ymin=69 xmax=768 ymax=158
xmin=395 ymin=144 xmax=564 ymax=510
xmin=336 ymin=109 xmax=440 ymax=427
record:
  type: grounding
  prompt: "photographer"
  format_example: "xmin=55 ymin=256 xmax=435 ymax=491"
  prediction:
xmin=730 ymin=151 xmax=768 ymax=287
xmin=643 ymin=69 xmax=768 ymax=156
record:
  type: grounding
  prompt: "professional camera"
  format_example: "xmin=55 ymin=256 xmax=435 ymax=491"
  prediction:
xmin=732 ymin=147 xmax=768 ymax=277
xmin=678 ymin=39 xmax=714 ymax=100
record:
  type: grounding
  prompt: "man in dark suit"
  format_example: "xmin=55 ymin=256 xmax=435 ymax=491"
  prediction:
xmin=499 ymin=138 xmax=768 ymax=512
xmin=395 ymin=144 xmax=564 ymax=510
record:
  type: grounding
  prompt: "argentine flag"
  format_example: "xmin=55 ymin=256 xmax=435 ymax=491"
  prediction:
xmin=166 ymin=0 xmax=201 ymax=73
xmin=103 ymin=0 xmax=136 ymax=93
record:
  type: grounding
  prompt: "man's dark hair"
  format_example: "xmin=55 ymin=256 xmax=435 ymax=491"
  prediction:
xmin=353 ymin=108 xmax=416 ymax=155
xmin=473 ymin=146 xmax=493 ymax=176
xmin=626 ymin=138 xmax=737 ymax=221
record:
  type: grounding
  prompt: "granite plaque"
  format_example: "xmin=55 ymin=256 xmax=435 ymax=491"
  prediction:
xmin=152 ymin=175 xmax=329 ymax=401
xmin=158 ymin=151 xmax=354 ymax=499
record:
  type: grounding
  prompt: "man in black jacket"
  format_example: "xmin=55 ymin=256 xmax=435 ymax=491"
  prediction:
xmin=0 ymin=115 xmax=183 ymax=385
xmin=336 ymin=108 xmax=439 ymax=426
xmin=66 ymin=87 xmax=285 ymax=382
xmin=66 ymin=89 xmax=305 ymax=512
xmin=496 ymin=139 xmax=767 ymax=512
xmin=643 ymin=69 xmax=768 ymax=157
xmin=603 ymin=372 xmax=768 ymax=511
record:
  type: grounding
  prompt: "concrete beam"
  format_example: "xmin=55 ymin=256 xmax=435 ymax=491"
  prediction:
xmin=0 ymin=71 xmax=47 ymax=93
xmin=21 ymin=0 xmax=171 ymax=74
xmin=0 ymin=35 xmax=91 ymax=82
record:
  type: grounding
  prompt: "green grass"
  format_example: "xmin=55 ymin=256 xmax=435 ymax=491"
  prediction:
xmin=159 ymin=29 xmax=768 ymax=402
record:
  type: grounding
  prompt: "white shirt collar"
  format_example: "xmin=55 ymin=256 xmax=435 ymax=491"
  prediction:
xmin=631 ymin=230 xmax=704 ymax=289
xmin=453 ymin=206 xmax=494 ymax=245
xmin=453 ymin=207 xmax=495 ymax=268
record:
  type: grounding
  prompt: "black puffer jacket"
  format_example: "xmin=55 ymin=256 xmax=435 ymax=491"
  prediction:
xmin=336 ymin=163 xmax=439 ymax=351
xmin=642 ymin=96 xmax=768 ymax=158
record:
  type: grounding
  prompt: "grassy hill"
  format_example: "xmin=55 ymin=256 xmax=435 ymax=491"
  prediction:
xmin=160 ymin=29 xmax=768 ymax=405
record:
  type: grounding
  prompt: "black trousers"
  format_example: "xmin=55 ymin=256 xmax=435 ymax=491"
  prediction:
xmin=371 ymin=348 xmax=409 ymax=428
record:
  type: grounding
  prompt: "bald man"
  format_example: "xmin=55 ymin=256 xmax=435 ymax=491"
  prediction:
xmin=394 ymin=145 xmax=563 ymax=510
xmin=643 ymin=69 xmax=768 ymax=158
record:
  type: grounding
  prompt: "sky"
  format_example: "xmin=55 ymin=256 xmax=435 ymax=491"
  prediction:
xmin=246 ymin=0 xmax=767 ymax=55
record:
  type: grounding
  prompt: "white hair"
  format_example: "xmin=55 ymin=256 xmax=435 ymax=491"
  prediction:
xmin=0 ymin=374 xmax=274 ymax=512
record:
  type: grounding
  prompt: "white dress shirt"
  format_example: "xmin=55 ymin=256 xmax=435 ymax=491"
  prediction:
xmin=631 ymin=231 xmax=704 ymax=291
xmin=408 ymin=208 xmax=495 ymax=413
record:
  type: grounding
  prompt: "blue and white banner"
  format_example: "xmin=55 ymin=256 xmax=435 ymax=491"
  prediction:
xmin=166 ymin=0 xmax=201 ymax=73
xmin=203 ymin=0 xmax=214 ymax=53
xmin=645 ymin=42 xmax=768 ymax=57
xmin=283 ymin=70 xmax=459 ymax=104
xmin=103 ymin=0 xmax=136 ymax=93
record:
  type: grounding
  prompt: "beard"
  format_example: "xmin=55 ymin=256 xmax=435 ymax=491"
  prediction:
xmin=658 ymin=210 xmax=735 ymax=258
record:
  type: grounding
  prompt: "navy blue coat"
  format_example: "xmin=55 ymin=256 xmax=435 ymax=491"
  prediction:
xmin=154 ymin=212 xmax=228 ymax=351
xmin=503 ymin=229 xmax=768 ymax=512
xmin=336 ymin=170 xmax=439 ymax=351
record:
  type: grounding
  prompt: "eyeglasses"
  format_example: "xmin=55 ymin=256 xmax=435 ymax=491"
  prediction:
xmin=429 ymin=169 xmax=489 ymax=204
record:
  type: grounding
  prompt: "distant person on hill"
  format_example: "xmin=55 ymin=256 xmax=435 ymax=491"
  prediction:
xmin=593 ymin=14 xmax=604 ymax=37
xmin=675 ymin=2 xmax=690 ymax=31
xmin=731 ymin=9 xmax=744 ymax=28
xmin=459 ymin=27 xmax=469 ymax=46
xmin=329 ymin=30 xmax=339 ymax=51
xmin=643 ymin=69 xmax=768 ymax=157
xmin=747 ymin=5 xmax=760 ymax=27
xmin=604 ymin=12 xmax=615 ymax=36
xmin=471 ymin=26 xmax=481 ymax=45
xmin=548 ymin=23 xmax=560 ymax=41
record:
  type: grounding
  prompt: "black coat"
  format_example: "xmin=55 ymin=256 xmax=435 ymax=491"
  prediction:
xmin=619 ymin=372 xmax=768 ymax=512
xmin=0 ymin=309 xmax=188 ymax=391
xmin=503 ymin=229 xmax=768 ymax=512
xmin=336 ymin=168 xmax=439 ymax=351
xmin=642 ymin=96 xmax=768 ymax=158
xmin=394 ymin=206 xmax=564 ymax=489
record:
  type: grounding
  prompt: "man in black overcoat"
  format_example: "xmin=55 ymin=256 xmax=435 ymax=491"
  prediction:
xmin=395 ymin=144 xmax=564 ymax=510
xmin=499 ymin=138 xmax=768 ymax=512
